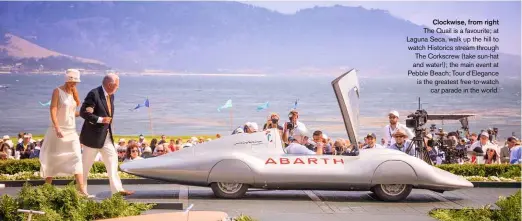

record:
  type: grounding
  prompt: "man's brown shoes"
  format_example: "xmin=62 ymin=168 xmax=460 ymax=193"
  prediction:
xmin=118 ymin=190 xmax=135 ymax=196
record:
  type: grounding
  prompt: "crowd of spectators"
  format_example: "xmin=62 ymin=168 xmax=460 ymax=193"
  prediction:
xmin=0 ymin=132 xmax=215 ymax=162
xmin=1 ymin=109 xmax=521 ymax=165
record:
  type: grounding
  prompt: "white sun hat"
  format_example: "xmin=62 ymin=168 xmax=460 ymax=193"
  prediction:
xmin=65 ymin=69 xmax=81 ymax=83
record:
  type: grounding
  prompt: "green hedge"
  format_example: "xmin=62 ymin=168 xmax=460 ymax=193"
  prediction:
xmin=1 ymin=159 xmax=521 ymax=178
xmin=0 ymin=183 xmax=154 ymax=221
xmin=429 ymin=190 xmax=521 ymax=221
xmin=0 ymin=159 xmax=109 ymax=175
xmin=436 ymin=164 xmax=521 ymax=178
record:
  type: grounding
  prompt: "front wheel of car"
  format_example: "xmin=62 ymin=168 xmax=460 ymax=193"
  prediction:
xmin=210 ymin=182 xmax=249 ymax=199
xmin=372 ymin=184 xmax=412 ymax=202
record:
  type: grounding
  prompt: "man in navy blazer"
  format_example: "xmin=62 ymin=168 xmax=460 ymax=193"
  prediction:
xmin=80 ymin=72 xmax=134 ymax=196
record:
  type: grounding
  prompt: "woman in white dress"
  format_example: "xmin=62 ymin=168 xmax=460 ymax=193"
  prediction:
xmin=39 ymin=69 xmax=90 ymax=196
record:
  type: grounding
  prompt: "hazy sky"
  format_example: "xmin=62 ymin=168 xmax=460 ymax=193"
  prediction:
xmin=244 ymin=1 xmax=521 ymax=56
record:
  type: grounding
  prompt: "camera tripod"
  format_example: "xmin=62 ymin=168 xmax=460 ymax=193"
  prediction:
xmin=405 ymin=128 xmax=434 ymax=165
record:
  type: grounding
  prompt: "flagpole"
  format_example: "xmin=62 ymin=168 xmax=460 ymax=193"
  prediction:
xmin=147 ymin=100 xmax=154 ymax=136
xmin=229 ymin=108 xmax=233 ymax=131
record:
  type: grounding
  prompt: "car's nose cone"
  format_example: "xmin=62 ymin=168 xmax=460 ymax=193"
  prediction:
xmin=433 ymin=166 xmax=474 ymax=188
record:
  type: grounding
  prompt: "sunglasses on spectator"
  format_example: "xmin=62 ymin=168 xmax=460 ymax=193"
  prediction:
xmin=131 ymin=150 xmax=139 ymax=153
xmin=157 ymin=150 xmax=164 ymax=152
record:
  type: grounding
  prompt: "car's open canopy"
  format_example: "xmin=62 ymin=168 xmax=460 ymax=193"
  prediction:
xmin=331 ymin=69 xmax=360 ymax=146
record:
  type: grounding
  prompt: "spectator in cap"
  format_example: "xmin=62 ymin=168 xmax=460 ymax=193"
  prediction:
xmin=388 ymin=130 xmax=415 ymax=156
xmin=116 ymin=138 xmax=126 ymax=150
xmin=362 ymin=133 xmax=384 ymax=149
xmin=500 ymin=137 xmax=518 ymax=164
xmin=382 ymin=110 xmax=414 ymax=148
xmin=468 ymin=131 xmax=492 ymax=155
xmin=141 ymin=146 xmax=153 ymax=158
xmin=2 ymin=135 xmax=13 ymax=148
xmin=468 ymin=131 xmax=496 ymax=164
xmin=285 ymin=125 xmax=317 ymax=155
xmin=244 ymin=122 xmax=259 ymax=134
xmin=15 ymin=133 xmax=35 ymax=159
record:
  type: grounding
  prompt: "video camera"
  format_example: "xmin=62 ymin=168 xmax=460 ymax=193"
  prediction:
xmin=405 ymin=109 xmax=428 ymax=130
xmin=431 ymin=134 xmax=468 ymax=164
xmin=286 ymin=112 xmax=298 ymax=130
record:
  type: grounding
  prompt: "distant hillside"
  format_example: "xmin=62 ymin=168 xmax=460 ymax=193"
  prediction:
xmin=0 ymin=1 xmax=519 ymax=77
xmin=0 ymin=31 xmax=108 ymax=72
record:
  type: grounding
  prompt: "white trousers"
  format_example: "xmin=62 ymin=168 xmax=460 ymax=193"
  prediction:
xmin=82 ymin=133 xmax=124 ymax=194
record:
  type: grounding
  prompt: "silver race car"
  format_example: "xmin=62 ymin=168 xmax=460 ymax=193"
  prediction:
xmin=120 ymin=69 xmax=473 ymax=201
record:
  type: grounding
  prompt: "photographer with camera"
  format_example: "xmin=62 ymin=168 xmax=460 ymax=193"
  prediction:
xmin=424 ymin=134 xmax=442 ymax=164
xmin=332 ymin=138 xmax=347 ymax=155
xmin=263 ymin=113 xmax=283 ymax=133
xmin=382 ymin=111 xmax=414 ymax=148
xmin=282 ymin=110 xmax=307 ymax=145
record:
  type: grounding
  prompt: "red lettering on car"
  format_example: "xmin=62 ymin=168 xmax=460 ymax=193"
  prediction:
xmin=294 ymin=158 xmax=305 ymax=164
xmin=280 ymin=158 xmax=290 ymax=164
xmin=265 ymin=158 xmax=277 ymax=164
xmin=321 ymin=158 xmax=329 ymax=164
xmin=333 ymin=158 xmax=344 ymax=164
xmin=308 ymin=158 xmax=318 ymax=164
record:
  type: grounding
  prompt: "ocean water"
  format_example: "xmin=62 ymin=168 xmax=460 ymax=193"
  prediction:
xmin=0 ymin=73 xmax=520 ymax=140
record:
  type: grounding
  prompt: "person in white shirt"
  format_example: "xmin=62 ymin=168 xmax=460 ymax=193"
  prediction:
xmin=468 ymin=131 xmax=494 ymax=164
xmin=2 ymin=135 xmax=13 ymax=148
xmin=283 ymin=110 xmax=308 ymax=145
xmin=382 ymin=110 xmax=414 ymax=148
xmin=116 ymin=138 xmax=126 ymax=150
xmin=362 ymin=133 xmax=385 ymax=149
xmin=285 ymin=126 xmax=318 ymax=155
